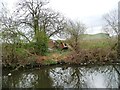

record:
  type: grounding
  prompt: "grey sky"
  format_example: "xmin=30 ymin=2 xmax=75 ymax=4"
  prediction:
xmin=48 ymin=0 xmax=119 ymax=34
xmin=0 ymin=0 xmax=119 ymax=35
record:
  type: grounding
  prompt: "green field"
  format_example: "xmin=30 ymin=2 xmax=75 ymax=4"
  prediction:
xmin=79 ymin=33 xmax=117 ymax=49
xmin=80 ymin=33 xmax=110 ymax=40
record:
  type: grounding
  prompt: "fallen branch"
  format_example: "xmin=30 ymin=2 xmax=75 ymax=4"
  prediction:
xmin=23 ymin=49 xmax=37 ymax=56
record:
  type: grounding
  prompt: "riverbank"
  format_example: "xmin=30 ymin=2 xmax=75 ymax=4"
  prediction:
xmin=2 ymin=59 xmax=120 ymax=70
xmin=2 ymin=49 xmax=120 ymax=70
xmin=2 ymin=37 xmax=119 ymax=71
xmin=2 ymin=48 xmax=120 ymax=71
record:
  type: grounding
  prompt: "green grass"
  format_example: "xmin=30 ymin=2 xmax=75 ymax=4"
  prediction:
xmin=80 ymin=33 xmax=110 ymax=40
xmin=79 ymin=38 xmax=117 ymax=49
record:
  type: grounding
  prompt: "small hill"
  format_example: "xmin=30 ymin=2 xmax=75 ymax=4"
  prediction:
xmin=80 ymin=33 xmax=110 ymax=40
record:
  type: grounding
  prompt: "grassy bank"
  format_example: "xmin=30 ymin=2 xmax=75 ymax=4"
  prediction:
xmin=2 ymin=35 xmax=119 ymax=70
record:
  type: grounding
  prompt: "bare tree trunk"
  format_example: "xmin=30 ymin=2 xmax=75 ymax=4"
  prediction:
xmin=75 ymin=36 xmax=79 ymax=53
xmin=118 ymin=1 xmax=120 ymax=60
xmin=33 ymin=15 xmax=39 ymax=42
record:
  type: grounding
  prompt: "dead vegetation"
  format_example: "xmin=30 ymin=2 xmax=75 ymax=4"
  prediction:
xmin=66 ymin=48 xmax=117 ymax=64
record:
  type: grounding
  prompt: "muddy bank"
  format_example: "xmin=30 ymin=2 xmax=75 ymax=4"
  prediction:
xmin=2 ymin=59 xmax=120 ymax=71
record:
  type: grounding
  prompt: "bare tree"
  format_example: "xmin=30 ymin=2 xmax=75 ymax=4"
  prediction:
xmin=15 ymin=0 xmax=65 ymax=40
xmin=103 ymin=9 xmax=120 ymax=60
xmin=65 ymin=20 xmax=86 ymax=52
xmin=0 ymin=3 xmax=31 ymax=43
xmin=103 ymin=9 xmax=118 ymax=36
xmin=118 ymin=2 xmax=120 ymax=60
xmin=12 ymin=0 xmax=66 ymax=55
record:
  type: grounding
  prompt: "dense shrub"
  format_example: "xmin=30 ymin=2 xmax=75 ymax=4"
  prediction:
xmin=34 ymin=31 xmax=48 ymax=55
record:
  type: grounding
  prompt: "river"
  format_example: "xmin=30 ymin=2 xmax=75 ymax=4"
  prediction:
xmin=2 ymin=64 xmax=120 ymax=88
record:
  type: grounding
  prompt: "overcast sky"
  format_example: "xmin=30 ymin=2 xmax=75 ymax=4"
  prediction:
xmin=0 ymin=0 xmax=119 ymax=35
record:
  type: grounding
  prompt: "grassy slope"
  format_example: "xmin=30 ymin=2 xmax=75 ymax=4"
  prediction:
xmin=79 ymin=33 xmax=116 ymax=49
xmin=80 ymin=33 xmax=110 ymax=40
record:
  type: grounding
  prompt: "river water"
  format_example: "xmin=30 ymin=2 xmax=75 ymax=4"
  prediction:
xmin=2 ymin=65 xmax=120 ymax=88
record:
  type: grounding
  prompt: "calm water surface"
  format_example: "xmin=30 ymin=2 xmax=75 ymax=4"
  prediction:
xmin=2 ymin=65 xmax=120 ymax=88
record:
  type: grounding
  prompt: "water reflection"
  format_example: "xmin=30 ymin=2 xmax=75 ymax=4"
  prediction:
xmin=2 ymin=65 xmax=120 ymax=88
xmin=2 ymin=68 xmax=54 ymax=88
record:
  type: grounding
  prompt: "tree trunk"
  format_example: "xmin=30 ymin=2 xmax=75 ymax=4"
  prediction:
xmin=118 ymin=2 xmax=120 ymax=60
xmin=34 ymin=15 xmax=39 ymax=42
